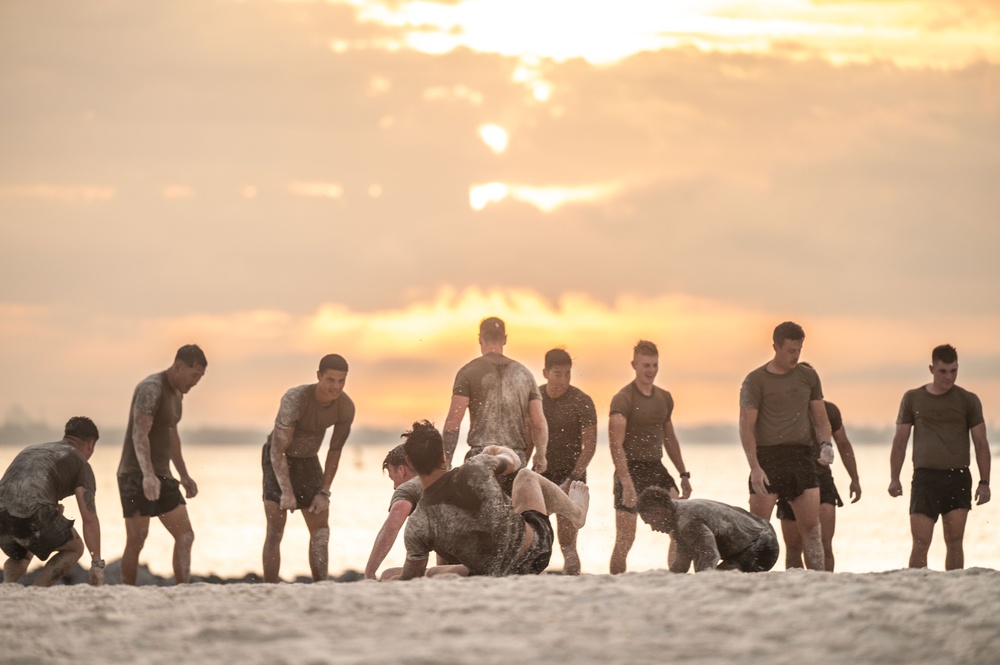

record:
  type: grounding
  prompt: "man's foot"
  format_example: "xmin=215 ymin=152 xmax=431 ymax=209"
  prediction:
xmin=567 ymin=481 xmax=590 ymax=529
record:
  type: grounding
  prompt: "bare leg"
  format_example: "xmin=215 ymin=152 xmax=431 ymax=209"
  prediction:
xmin=263 ymin=500 xmax=287 ymax=583
xmin=3 ymin=555 xmax=31 ymax=584
xmin=426 ymin=564 xmax=470 ymax=577
xmin=749 ymin=492 xmax=778 ymax=520
xmin=909 ymin=513 xmax=935 ymax=569
xmin=556 ymin=515 xmax=581 ymax=575
xmin=159 ymin=505 xmax=195 ymax=584
xmin=664 ymin=486 xmax=680 ymax=569
xmin=788 ymin=488 xmax=824 ymax=571
xmin=32 ymin=532 xmax=84 ymax=587
xmin=511 ymin=469 xmax=588 ymax=528
xmin=941 ymin=509 xmax=969 ymax=571
xmin=610 ymin=509 xmax=636 ymax=575
xmin=780 ymin=518 xmax=804 ymax=569
xmin=122 ymin=514 xmax=151 ymax=586
xmin=379 ymin=566 xmax=402 ymax=581
xmin=303 ymin=507 xmax=330 ymax=582
xmin=819 ymin=503 xmax=836 ymax=572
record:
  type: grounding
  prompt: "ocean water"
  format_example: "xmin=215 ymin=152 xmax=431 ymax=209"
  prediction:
xmin=1 ymin=441 xmax=996 ymax=579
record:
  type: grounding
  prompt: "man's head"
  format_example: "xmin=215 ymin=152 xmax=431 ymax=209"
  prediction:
xmin=382 ymin=443 xmax=415 ymax=488
xmin=771 ymin=321 xmax=805 ymax=372
xmin=478 ymin=316 xmax=507 ymax=349
xmin=929 ymin=344 xmax=959 ymax=392
xmin=402 ymin=420 xmax=445 ymax=476
xmin=636 ymin=486 xmax=677 ymax=534
xmin=170 ymin=344 xmax=207 ymax=394
xmin=543 ymin=348 xmax=573 ymax=398
xmin=316 ymin=354 xmax=349 ymax=402
xmin=64 ymin=416 xmax=99 ymax=459
xmin=631 ymin=340 xmax=659 ymax=387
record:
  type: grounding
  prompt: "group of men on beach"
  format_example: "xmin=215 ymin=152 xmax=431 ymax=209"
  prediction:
xmin=0 ymin=317 xmax=992 ymax=585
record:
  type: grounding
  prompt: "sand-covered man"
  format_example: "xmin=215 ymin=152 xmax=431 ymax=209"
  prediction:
xmin=775 ymin=378 xmax=862 ymax=571
xmin=262 ymin=354 xmax=355 ymax=583
xmin=609 ymin=340 xmax=691 ymax=575
xmin=889 ymin=344 xmax=991 ymax=570
xmin=1 ymin=417 xmax=104 ymax=586
xmin=118 ymin=344 xmax=206 ymax=585
xmin=739 ymin=322 xmax=833 ymax=571
xmin=539 ymin=348 xmax=597 ymax=575
xmin=400 ymin=420 xmax=589 ymax=579
xmin=442 ymin=316 xmax=548 ymax=495
xmin=364 ymin=443 xmax=421 ymax=580
xmin=637 ymin=487 xmax=779 ymax=573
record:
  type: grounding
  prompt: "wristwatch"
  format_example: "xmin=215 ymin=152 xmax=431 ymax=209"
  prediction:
xmin=318 ymin=489 xmax=332 ymax=498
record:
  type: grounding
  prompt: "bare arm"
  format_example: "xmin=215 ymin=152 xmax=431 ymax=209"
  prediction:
xmin=528 ymin=399 xmax=548 ymax=474
xmin=687 ymin=526 xmax=721 ymax=572
xmin=832 ymin=425 xmax=861 ymax=503
xmin=307 ymin=423 xmax=351 ymax=515
xmin=399 ymin=556 xmax=428 ymax=581
xmin=809 ymin=399 xmax=834 ymax=464
xmin=74 ymin=485 xmax=103 ymax=586
xmin=365 ymin=500 xmax=412 ymax=580
xmin=609 ymin=413 xmax=635 ymax=507
xmin=170 ymin=427 xmax=198 ymax=499
xmin=131 ymin=411 xmax=160 ymax=501
xmin=663 ymin=421 xmax=691 ymax=499
xmin=972 ymin=423 xmax=991 ymax=505
xmin=888 ymin=423 xmax=911 ymax=497
xmin=270 ymin=425 xmax=298 ymax=511
xmin=442 ymin=395 xmax=469 ymax=466
xmin=739 ymin=406 xmax=767 ymax=496
xmin=568 ymin=424 xmax=597 ymax=480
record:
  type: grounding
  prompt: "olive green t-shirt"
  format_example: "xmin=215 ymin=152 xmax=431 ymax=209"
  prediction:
xmin=389 ymin=476 xmax=423 ymax=514
xmin=452 ymin=352 xmax=541 ymax=454
xmin=267 ymin=384 xmax=356 ymax=458
xmin=118 ymin=371 xmax=182 ymax=477
xmin=897 ymin=385 xmax=984 ymax=470
xmin=0 ymin=441 xmax=96 ymax=517
xmin=739 ymin=364 xmax=823 ymax=447
xmin=609 ymin=382 xmax=674 ymax=462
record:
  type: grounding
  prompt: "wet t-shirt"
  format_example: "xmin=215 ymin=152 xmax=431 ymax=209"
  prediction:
xmin=673 ymin=499 xmax=773 ymax=564
xmin=452 ymin=353 xmax=541 ymax=455
xmin=267 ymin=384 xmax=355 ymax=458
xmin=897 ymin=385 xmax=984 ymax=470
xmin=610 ymin=382 xmax=674 ymax=462
xmin=389 ymin=476 xmax=423 ymax=514
xmin=404 ymin=456 xmax=526 ymax=576
xmin=0 ymin=441 xmax=96 ymax=518
xmin=541 ymin=384 xmax=597 ymax=479
xmin=739 ymin=364 xmax=823 ymax=447
xmin=118 ymin=371 xmax=182 ymax=477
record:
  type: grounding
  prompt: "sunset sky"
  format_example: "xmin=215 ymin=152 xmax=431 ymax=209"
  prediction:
xmin=2 ymin=0 xmax=998 ymax=437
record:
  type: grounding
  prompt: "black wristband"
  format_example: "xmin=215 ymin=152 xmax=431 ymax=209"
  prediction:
xmin=979 ymin=480 xmax=989 ymax=486
xmin=318 ymin=489 xmax=331 ymax=497
xmin=680 ymin=471 xmax=691 ymax=479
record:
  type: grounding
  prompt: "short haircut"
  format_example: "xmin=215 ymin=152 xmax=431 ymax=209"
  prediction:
xmin=402 ymin=420 xmax=444 ymax=476
xmin=175 ymin=344 xmax=207 ymax=368
xmin=633 ymin=340 xmax=658 ymax=358
xmin=382 ymin=443 xmax=409 ymax=471
xmin=319 ymin=354 xmax=349 ymax=373
xmin=932 ymin=344 xmax=958 ymax=365
xmin=479 ymin=316 xmax=506 ymax=343
xmin=544 ymin=348 xmax=572 ymax=369
xmin=636 ymin=486 xmax=673 ymax=515
xmin=64 ymin=416 xmax=99 ymax=442
xmin=772 ymin=321 xmax=805 ymax=346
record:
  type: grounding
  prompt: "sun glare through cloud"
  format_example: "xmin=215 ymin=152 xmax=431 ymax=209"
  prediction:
xmin=478 ymin=124 xmax=509 ymax=153
xmin=469 ymin=182 xmax=624 ymax=212
xmin=289 ymin=182 xmax=345 ymax=199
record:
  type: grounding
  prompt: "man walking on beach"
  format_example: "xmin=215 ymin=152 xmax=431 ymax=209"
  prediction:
xmin=539 ymin=348 xmax=597 ymax=575
xmin=637 ymin=487 xmax=779 ymax=573
xmin=400 ymin=421 xmax=589 ymax=579
xmin=118 ymin=344 xmax=206 ymax=585
xmin=442 ymin=317 xmax=548 ymax=495
xmin=609 ymin=340 xmax=691 ymax=574
xmin=364 ymin=444 xmax=422 ymax=580
xmin=888 ymin=344 xmax=991 ymax=570
xmin=262 ymin=354 xmax=355 ymax=583
xmin=739 ymin=322 xmax=833 ymax=571
xmin=1 ymin=417 xmax=104 ymax=586
xmin=776 ymin=386 xmax=862 ymax=571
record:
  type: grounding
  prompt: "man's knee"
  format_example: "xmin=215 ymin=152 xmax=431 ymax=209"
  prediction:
xmin=125 ymin=523 xmax=150 ymax=546
xmin=310 ymin=527 xmax=330 ymax=546
xmin=175 ymin=528 xmax=194 ymax=549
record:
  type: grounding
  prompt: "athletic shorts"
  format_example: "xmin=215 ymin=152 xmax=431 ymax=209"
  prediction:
xmin=507 ymin=510 xmax=554 ymax=576
xmin=724 ymin=524 xmax=780 ymax=573
xmin=118 ymin=472 xmax=186 ymax=518
xmin=614 ymin=460 xmax=678 ymax=513
xmin=541 ymin=468 xmax=587 ymax=487
xmin=262 ymin=443 xmax=324 ymax=510
xmin=0 ymin=505 xmax=76 ymax=561
xmin=748 ymin=445 xmax=818 ymax=503
xmin=775 ymin=466 xmax=842 ymax=521
xmin=910 ymin=467 xmax=972 ymax=521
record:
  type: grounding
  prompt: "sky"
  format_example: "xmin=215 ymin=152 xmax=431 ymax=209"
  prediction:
xmin=1 ymin=0 xmax=999 ymax=437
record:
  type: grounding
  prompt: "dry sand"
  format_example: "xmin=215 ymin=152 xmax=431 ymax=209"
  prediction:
xmin=1 ymin=568 xmax=998 ymax=665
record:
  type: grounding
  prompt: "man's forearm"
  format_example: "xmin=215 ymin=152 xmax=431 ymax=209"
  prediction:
xmin=443 ymin=429 xmax=460 ymax=465
xmin=82 ymin=515 xmax=101 ymax=562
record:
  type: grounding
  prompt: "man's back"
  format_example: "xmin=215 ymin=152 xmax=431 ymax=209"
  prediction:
xmin=453 ymin=353 xmax=540 ymax=454
xmin=673 ymin=499 xmax=771 ymax=559
xmin=0 ymin=442 xmax=95 ymax=517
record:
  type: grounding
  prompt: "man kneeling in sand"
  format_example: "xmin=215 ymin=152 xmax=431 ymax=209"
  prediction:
xmin=636 ymin=487 xmax=779 ymax=573
xmin=399 ymin=421 xmax=589 ymax=579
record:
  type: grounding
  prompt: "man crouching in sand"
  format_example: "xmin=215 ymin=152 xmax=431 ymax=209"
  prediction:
xmin=637 ymin=487 xmax=779 ymax=573
xmin=399 ymin=420 xmax=589 ymax=579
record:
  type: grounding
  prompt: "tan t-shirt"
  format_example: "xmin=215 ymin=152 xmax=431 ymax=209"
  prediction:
xmin=118 ymin=371 xmax=182 ymax=477
xmin=897 ymin=385 xmax=984 ymax=470
xmin=452 ymin=352 xmax=541 ymax=455
xmin=267 ymin=384 xmax=355 ymax=458
xmin=739 ymin=364 xmax=823 ymax=447
xmin=609 ymin=382 xmax=674 ymax=463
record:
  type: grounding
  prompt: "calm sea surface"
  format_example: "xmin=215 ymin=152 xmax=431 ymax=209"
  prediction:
xmin=2 ymin=441 xmax=996 ymax=578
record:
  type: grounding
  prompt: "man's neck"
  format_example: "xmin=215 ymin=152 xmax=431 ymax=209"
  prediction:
xmin=418 ymin=467 xmax=448 ymax=489
xmin=925 ymin=383 xmax=953 ymax=396
xmin=633 ymin=379 xmax=655 ymax=396
xmin=765 ymin=359 xmax=791 ymax=375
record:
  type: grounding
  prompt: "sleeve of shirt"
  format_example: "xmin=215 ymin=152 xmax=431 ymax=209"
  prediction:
xmin=739 ymin=373 xmax=761 ymax=410
xmin=339 ymin=394 xmax=357 ymax=426
xmin=610 ymin=389 xmax=629 ymax=417
xmin=274 ymin=387 xmax=305 ymax=430
xmin=580 ymin=394 xmax=598 ymax=428
xmin=403 ymin=518 xmax=430 ymax=561
xmin=896 ymin=391 xmax=914 ymax=426
xmin=78 ymin=462 xmax=97 ymax=495
xmin=966 ymin=392 xmax=985 ymax=429
xmin=809 ymin=371 xmax=824 ymax=402
xmin=826 ymin=402 xmax=844 ymax=432
xmin=452 ymin=366 xmax=471 ymax=398
xmin=133 ymin=379 xmax=162 ymax=417
xmin=527 ymin=372 xmax=542 ymax=402
xmin=662 ymin=390 xmax=674 ymax=423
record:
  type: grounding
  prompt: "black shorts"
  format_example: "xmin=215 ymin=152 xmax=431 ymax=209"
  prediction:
xmin=0 ymin=506 xmax=76 ymax=561
xmin=749 ymin=445 xmax=818 ymax=503
xmin=724 ymin=525 xmax=780 ymax=573
xmin=910 ymin=467 xmax=972 ymax=521
xmin=508 ymin=510 xmax=554 ymax=575
xmin=262 ymin=443 xmax=324 ymax=510
xmin=614 ymin=460 xmax=677 ymax=513
xmin=541 ymin=468 xmax=587 ymax=487
xmin=775 ymin=466 xmax=842 ymax=520
xmin=118 ymin=473 xmax=186 ymax=518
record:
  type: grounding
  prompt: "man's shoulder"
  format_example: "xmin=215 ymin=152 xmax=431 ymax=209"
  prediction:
xmin=566 ymin=384 xmax=595 ymax=403
xmin=651 ymin=385 xmax=673 ymax=402
xmin=135 ymin=372 xmax=165 ymax=393
xmin=282 ymin=383 xmax=316 ymax=400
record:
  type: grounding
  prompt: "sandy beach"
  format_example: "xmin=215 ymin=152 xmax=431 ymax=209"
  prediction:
xmin=2 ymin=567 xmax=998 ymax=665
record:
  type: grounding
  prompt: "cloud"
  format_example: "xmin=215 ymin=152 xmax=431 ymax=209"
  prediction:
xmin=0 ymin=185 xmax=116 ymax=202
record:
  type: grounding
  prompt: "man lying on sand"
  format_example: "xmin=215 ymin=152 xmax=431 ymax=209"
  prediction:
xmin=637 ymin=486 xmax=779 ymax=573
xmin=399 ymin=421 xmax=589 ymax=579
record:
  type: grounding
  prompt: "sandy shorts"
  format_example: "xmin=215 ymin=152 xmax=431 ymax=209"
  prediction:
xmin=262 ymin=443 xmax=324 ymax=510
xmin=910 ymin=467 xmax=972 ymax=521
xmin=118 ymin=473 xmax=186 ymax=518
xmin=0 ymin=505 xmax=76 ymax=561
xmin=749 ymin=444 xmax=818 ymax=503
xmin=614 ymin=460 xmax=677 ymax=513
xmin=724 ymin=524 xmax=780 ymax=573
xmin=775 ymin=466 xmax=843 ymax=521
xmin=505 ymin=510 xmax=554 ymax=576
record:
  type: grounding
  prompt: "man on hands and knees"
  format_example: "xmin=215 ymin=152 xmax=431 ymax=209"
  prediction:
xmin=118 ymin=344 xmax=206 ymax=585
xmin=888 ymin=344 xmax=991 ymax=570
xmin=609 ymin=340 xmax=692 ymax=574
xmin=739 ymin=322 xmax=833 ymax=571
xmin=1 ymin=417 xmax=104 ymax=586
xmin=637 ymin=487 xmax=779 ymax=573
xmin=364 ymin=444 xmax=422 ymax=580
xmin=539 ymin=348 xmax=597 ymax=575
xmin=262 ymin=354 xmax=355 ymax=583
xmin=399 ymin=421 xmax=589 ymax=579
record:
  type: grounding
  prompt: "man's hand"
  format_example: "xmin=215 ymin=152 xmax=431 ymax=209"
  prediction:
xmin=142 ymin=474 xmax=161 ymax=501
xmin=750 ymin=467 xmax=769 ymax=497
xmin=621 ymin=479 xmax=638 ymax=509
xmin=180 ymin=475 xmax=198 ymax=499
xmin=308 ymin=493 xmax=330 ymax=514
xmin=818 ymin=442 xmax=835 ymax=466
xmin=975 ymin=483 xmax=991 ymax=505
xmin=279 ymin=490 xmax=298 ymax=512
xmin=88 ymin=566 xmax=104 ymax=587
xmin=887 ymin=479 xmax=903 ymax=497
xmin=531 ymin=455 xmax=547 ymax=474
xmin=679 ymin=476 xmax=692 ymax=499
xmin=849 ymin=479 xmax=862 ymax=503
